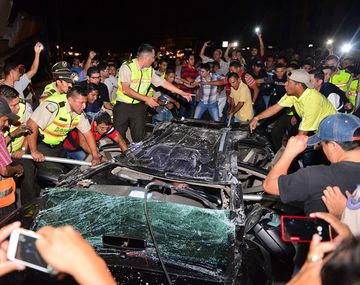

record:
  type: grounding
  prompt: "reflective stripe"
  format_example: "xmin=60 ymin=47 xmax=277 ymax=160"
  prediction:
xmin=0 ymin=178 xmax=15 ymax=207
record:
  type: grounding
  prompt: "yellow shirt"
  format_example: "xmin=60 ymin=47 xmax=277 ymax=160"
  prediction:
xmin=230 ymin=82 xmax=254 ymax=122
xmin=278 ymin=88 xmax=336 ymax=131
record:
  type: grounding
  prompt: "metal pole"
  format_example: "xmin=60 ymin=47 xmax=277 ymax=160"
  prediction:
xmin=18 ymin=154 xmax=92 ymax=166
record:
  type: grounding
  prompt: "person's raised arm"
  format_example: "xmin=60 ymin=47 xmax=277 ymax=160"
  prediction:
xmin=83 ymin=51 xmax=96 ymax=76
xmin=224 ymin=44 xmax=233 ymax=62
xmin=263 ymin=135 xmax=308 ymax=195
xmin=199 ymin=41 xmax=210 ymax=62
xmin=25 ymin=42 xmax=43 ymax=79
xmin=257 ymin=33 xmax=265 ymax=58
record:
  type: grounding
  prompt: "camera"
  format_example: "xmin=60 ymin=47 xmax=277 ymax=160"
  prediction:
xmin=7 ymin=228 xmax=57 ymax=274
xmin=281 ymin=215 xmax=332 ymax=243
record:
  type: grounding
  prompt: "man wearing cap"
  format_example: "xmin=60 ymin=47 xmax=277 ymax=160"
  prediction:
xmin=27 ymin=86 xmax=102 ymax=168
xmin=0 ymin=97 xmax=24 ymax=216
xmin=39 ymin=61 xmax=79 ymax=102
xmin=249 ymin=69 xmax=336 ymax=136
xmin=263 ymin=113 xmax=360 ymax=215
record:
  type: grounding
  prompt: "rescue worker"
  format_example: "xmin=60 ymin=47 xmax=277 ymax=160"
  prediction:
xmin=0 ymin=97 xmax=23 ymax=216
xmin=325 ymin=55 xmax=358 ymax=108
xmin=39 ymin=61 xmax=79 ymax=102
xmin=27 ymin=86 xmax=102 ymax=174
xmin=114 ymin=43 xmax=193 ymax=142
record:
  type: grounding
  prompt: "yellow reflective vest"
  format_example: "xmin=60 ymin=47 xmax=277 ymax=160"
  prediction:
xmin=116 ymin=59 xmax=153 ymax=104
xmin=329 ymin=69 xmax=351 ymax=93
xmin=39 ymin=95 xmax=80 ymax=145
xmin=42 ymin=82 xmax=63 ymax=99
xmin=5 ymin=102 xmax=26 ymax=153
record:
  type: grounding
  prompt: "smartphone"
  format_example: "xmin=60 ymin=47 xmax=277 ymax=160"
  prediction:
xmin=7 ymin=228 xmax=55 ymax=274
xmin=281 ymin=215 xmax=332 ymax=243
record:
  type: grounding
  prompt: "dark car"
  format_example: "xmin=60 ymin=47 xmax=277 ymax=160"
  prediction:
xmin=0 ymin=120 xmax=294 ymax=284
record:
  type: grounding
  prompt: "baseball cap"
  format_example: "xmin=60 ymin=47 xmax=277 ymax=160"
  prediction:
xmin=0 ymin=97 xmax=19 ymax=122
xmin=54 ymin=71 xmax=79 ymax=84
xmin=307 ymin=114 xmax=360 ymax=146
xmin=254 ymin=60 xmax=265 ymax=68
xmin=287 ymin=69 xmax=314 ymax=88
xmin=51 ymin=61 xmax=70 ymax=73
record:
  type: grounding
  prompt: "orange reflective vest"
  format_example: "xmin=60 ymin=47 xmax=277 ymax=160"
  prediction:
xmin=0 ymin=177 xmax=16 ymax=207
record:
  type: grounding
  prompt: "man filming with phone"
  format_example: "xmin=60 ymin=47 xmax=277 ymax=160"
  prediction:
xmin=263 ymin=113 xmax=360 ymax=215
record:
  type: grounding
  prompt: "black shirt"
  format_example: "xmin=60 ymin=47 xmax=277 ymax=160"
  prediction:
xmin=278 ymin=161 xmax=360 ymax=214
xmin=77 ymin=81 xmax=110 ymax=107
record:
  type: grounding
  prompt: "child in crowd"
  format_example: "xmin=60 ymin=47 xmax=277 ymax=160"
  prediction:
xmin=63 ymin=111 xmax=127 ymax=160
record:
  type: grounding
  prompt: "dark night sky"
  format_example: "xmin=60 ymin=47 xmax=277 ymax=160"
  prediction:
xmin=9 ymin=0 xmax=360 ymax=55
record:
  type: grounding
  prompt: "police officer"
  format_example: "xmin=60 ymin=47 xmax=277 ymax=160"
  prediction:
xmin=39 ymin=61 xmax=79 ymax=102
xmin=27 ymin=85 xmax=102 ymax=167
xmin=114 ymin=43 xmax=192 ymax=142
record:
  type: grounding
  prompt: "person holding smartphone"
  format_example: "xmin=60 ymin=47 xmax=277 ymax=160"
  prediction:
xmin=1 ymin=221 xmax=116 ymax=285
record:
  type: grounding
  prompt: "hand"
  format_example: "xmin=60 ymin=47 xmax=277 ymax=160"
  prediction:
xmin=144 ymin=97 xmax=159 ymax=108
xmin=204 ymin=41 xmax=211 ymax=47
xmin=36 ymin=226 xmax=115 ymax=285
xmin=34 ymin=42 xmax=43 ymax=53
xmin=11 ymin=149 xmax=25 ymax=160
xmin=165 ymin=103 xmax=174 ymax=110
xmin=174 ymin=101 xmax=180 ymax=109
xmin=344 ymin=102 xmax=353 ymax=111
xmin=14 ymin=164 xmax=24 ymax=177
xmin=181 ymin=92 xmax=192 ymax=102
xmin=88 ymin=51 xmax=96 ymax=60
xmin=31 ymin=150 xmax=45 ymax=162
xmin=249 ymin=117 xmax=258 ymax=133
xmin=11 ymin=125 xmax=33 ymax=138
xmin=322 ymin=186 xmax=350 ymax=219
xmin=227 ymin=112 xmax=233 ymax=119
xmin=310 ymin=212 xmax=353 ymax=245
xmin=282 ymin=135 xmax=308 ymax=158
xmin=290 ymin=115 xmax=297 ymax=126
xmin=91 ymin=154 xmax=102 ymax=166
xmin=0 ymin=221 xmax=26 ymax=276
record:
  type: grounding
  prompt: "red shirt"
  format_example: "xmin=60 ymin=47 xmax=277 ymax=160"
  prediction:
xmin=63 ymin=121 xmax=119 ymax=151
xmin=178 ymin=64 xmax=198 ymax=94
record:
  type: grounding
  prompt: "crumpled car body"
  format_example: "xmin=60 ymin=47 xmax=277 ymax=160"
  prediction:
xmin=0 ymin=120 xmax=276 ymax=284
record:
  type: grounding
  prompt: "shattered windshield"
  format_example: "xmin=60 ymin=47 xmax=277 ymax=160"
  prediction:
xmin=115 ymin=122 xmax=248 ymax=184
xmin=32 ymin=188 xmax=236 ymax=279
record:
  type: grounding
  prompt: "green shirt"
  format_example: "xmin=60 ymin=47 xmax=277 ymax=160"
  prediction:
xmin=278 ymin=88 xmax=336 ymax=132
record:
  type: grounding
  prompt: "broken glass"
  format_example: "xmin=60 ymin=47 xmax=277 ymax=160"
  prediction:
xmin=32 ymin=188 xmax=236 ymax=279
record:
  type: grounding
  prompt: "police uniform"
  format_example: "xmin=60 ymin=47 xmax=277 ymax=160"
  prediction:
xmin=30 ymin=96 xmax=90 ymax=174
xmin=114 ymin=58 xmax=164 ymax=142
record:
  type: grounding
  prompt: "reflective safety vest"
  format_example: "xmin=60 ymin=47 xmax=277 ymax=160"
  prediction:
xmin=42 ymin=82 xmax=63 ymax=99
xmin=116 ymin=59 xmax=153 ymax=104
xmin=5 ymin=102 xmax=26 ymax=153
xmin=0 ymin=177 xmax=16 ymax=207
xmin=39 ymin=95 xmax=81 ymax=145
xmin=348 ymin=79 xmax=359 ymax=106
xmin=329 ymin=69 xmax=351 ymax=93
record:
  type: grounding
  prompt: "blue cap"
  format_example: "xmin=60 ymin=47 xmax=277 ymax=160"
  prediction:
xmin=307 ymin=114 xmax=360 ymax=146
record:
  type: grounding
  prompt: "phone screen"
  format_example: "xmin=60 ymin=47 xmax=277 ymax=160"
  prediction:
xmin=15 ymin=233 xmax=48 ymax=269
xmin=281 ymin=215 xmax=332 ymax=243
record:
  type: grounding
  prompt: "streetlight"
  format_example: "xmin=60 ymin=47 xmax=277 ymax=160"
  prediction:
xmin=341 ymin=43 xmax=353 ymax=53
xmin=326 ymin=39 xmax=333 ymax=46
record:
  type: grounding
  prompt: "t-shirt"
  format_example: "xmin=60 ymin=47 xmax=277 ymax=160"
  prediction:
xmin=278 ymin=88 xmax=337 ymax=132
xmin=77 ymin=81 xmax=110 ymax=108
xmin=63 ymin=121 xmax=119 ymax=151
xmin=230 ymin=82 xmax=254 ymax=122
xmin=278 ymin=161 xmax=360 ymax=214
xmin=14 ymin=74 xmax=31 ymax=99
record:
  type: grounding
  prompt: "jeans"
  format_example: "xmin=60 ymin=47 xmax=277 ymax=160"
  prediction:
xmin=194 ymin=101 xmax=220 ymax=122
xmin=152 ymin=107 xmax=174 ymax=124
xmin=64 ymin=148 xmax=87 ymax=160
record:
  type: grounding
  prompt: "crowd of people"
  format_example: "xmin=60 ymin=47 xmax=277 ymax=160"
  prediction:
xmin=0 ymin=34 xmax=359 ymax=284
